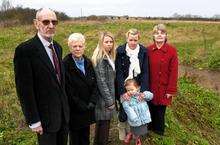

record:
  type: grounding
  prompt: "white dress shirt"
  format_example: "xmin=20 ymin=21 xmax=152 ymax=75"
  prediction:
xmin=37 ymin=32 xmax=55 ymax=67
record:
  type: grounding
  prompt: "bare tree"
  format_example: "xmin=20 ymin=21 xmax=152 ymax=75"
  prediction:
xmin=1 ymin=0 xmax=12 ymax=11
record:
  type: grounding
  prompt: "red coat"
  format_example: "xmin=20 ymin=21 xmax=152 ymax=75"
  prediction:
xmin=148 ymin=43 xmax=178 ymax=106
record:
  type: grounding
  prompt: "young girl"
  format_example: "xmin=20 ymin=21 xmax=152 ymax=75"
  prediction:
xmin=121 ymin=79 xmax=153 ymax=145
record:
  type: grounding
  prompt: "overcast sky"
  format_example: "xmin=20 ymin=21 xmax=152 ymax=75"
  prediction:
xmin=10 ymin=0 xmax=220 ymax=17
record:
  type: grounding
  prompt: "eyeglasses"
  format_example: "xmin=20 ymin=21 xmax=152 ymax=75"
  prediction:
xmin=40 ymin=19 xmax=58 ymax=26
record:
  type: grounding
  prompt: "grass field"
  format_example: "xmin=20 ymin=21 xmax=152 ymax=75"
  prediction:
xmin=0 ymin=20 xmax=220 ymax=145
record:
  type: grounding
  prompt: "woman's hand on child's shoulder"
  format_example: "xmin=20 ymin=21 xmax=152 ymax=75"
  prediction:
xmin=137 ymin=92 xmax=145 ymax=101
xmin=122 ymin=92 xmax=132 ymax=101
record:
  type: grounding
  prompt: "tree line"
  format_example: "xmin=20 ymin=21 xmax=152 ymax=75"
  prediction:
xmin=0 ymin=0 xmax=71 ymax=27
xmin=1 ymin=0 xmax=219 ymax=27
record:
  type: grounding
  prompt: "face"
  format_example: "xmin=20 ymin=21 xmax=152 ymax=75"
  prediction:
xmin=69 ymin=40 xmax=85 ymax=59
xmin=35 ymin=10 xmax=58 ymax=41
xmin=153 ymin=30 xmax=167 ymax=43
xmin=103 ymin=36 xmax=114 ymax=53
xmin=127 ymin=34 xmax=139 ymax=49
xmin=125 ymin=83 xmax=138 ymax=94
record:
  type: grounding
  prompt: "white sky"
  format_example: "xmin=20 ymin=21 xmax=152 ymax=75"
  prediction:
xmin=10 ymin=0 xmax=220 ymax=17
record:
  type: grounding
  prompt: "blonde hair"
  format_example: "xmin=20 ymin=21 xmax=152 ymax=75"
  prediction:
xmin=92 ymin=32 xmax=116 ymax=66
xmin=68 ymin=33 xmax=85 ymax=47
xmin=126 ymin=28 xmax=140 ymax=39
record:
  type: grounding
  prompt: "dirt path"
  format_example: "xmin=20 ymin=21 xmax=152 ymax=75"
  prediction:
xmin=179 ymin=65 xmax=220 ymax=95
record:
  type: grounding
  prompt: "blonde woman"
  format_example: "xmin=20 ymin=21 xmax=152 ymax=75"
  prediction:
xmin=115 ymin=28 xmax=149 ymax=142
xmin=92 ymin=32 xmax=116 ymax=145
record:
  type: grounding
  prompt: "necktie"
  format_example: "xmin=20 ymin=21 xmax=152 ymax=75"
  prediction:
xmin=48 ymin=43 xmax=61 ymax=83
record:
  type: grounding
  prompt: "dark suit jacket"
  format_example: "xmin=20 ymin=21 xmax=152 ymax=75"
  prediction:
xmin=115 ymin=43 xmax=150 ymax=100
xmin=14 ymin=35 xmax=69 ymax=132
xmin=63 ymin=54 xmax=98 ymax=130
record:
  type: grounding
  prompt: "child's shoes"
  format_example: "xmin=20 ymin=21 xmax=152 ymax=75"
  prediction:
xmin=135 ymin=137 xmax=142 ymax=145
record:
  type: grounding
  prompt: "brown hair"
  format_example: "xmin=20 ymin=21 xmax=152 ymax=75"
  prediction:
xmin=124 ymin=78 xmax=139 ymax=88
xmin=152 ymin=23 xmax=167 ymax=34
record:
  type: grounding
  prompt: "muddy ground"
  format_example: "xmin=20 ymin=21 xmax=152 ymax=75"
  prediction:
xmin=179 ymin=65 xmax=220 ymax=95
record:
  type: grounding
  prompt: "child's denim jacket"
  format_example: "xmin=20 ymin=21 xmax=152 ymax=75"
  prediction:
xmin=121 ymin=91 xmax=153 ymax=127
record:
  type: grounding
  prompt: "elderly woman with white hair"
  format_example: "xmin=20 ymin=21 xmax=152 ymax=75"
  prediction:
xmin=63 ymin=33 xmax=98 ymax=145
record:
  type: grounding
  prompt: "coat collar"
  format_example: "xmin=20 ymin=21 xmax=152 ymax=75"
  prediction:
xmin=33 ymin=34 xmax=63 ymax=86
xmin=117 ymin=43 xmax=146 ymax=68
xmin=66 ymin=53 xmax=92 ymax=84
xmin=117 ymin=43 xmax=146 ymax=54
xmin=151 ymin=43 xmax=168 ymax=53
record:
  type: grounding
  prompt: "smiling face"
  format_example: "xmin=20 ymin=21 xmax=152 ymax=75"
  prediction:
xmin=34 ymin=8 xmax=58 ymax=41
xmin=103 ymin=35 xmax=114 ymax=53
xmin=127 ymin=34 xmax=139 ymax=50
xmin=153 ymin=30 xmax=167 ymax=43
xmin=69 ymin=40 xmax=85 ymax=59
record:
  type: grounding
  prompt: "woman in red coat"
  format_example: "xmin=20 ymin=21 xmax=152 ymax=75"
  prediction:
xmin=147 ymin=24 xmax=178 ymax=135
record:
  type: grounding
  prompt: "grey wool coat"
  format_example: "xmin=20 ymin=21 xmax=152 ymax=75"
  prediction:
xmin=94 ymin=57 xmax=116 ymax=120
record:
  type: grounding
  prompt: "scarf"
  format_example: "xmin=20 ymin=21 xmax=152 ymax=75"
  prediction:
xmin=125 ymin=44 xmax=141 ymax=80
xmin=72 ymin=56 xmax=85 ymax=75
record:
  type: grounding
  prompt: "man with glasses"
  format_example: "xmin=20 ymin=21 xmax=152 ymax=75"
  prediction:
xmin=14 ymin=8 xmax=69 ymax=145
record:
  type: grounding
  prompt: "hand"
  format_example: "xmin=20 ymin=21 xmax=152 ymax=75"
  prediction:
xmin=137 ymin=93 xmax=145 ymax=101
xmin=122 ymin=92 xmax=131 ymax=101
xmin=107 ymin=104 xmax=115 ymax=110
xmin=87 ymin=102 xmax=95 ymax=110
xmin=31 ymin=125 xmax=43 ymax=135
xmin=165 ymin=94 xmax=174 ymax=99
xmin=127 ymin=91 xmax=134 ymax=96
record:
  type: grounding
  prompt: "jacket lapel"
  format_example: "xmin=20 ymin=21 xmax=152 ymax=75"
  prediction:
xmin=33 ymin=35 xmax=60 ymax=84
xmin=138 ymin=45 xmax=145 ymax=68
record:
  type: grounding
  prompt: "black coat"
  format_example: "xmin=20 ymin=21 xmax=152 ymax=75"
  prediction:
xmin=14 ymin=35 xmax=69 ymax=132
xmin=63 ymin=54 xmax=98 ymax=130
xmin=115 ymin=43 xmax=150 ymax=100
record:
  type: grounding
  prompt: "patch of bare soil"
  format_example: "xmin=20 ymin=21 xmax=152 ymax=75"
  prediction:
xmin=179 ymin=65 xmax=220 ymax=95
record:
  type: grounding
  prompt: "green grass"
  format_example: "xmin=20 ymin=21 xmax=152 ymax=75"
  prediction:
xmin=0 ymin=20 xmax=220 ymax=145
xmin=0 ymin=20 xmax=220 ymax=69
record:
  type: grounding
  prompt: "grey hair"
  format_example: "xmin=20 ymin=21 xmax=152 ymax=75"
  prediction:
xmin=68 ymin=33 xmax=85 ymax=46
xmin=35 ymin=8 xmax=55 ymax=20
